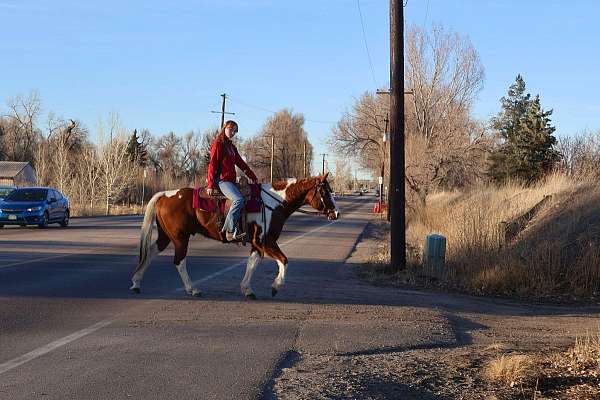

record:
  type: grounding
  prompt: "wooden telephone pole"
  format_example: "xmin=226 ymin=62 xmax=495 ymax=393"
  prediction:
xmin=389 ymin=0 xmax=405 ymax=272
xmin=270 ymin=135 xmax=275 ymax=183
xmin=303 ymin=141 xmax=307 ymax=178
xmin=211 ymin=93 xmax=235 ymax=127
xmin=320 ymin=153 xmax=328 ymax=175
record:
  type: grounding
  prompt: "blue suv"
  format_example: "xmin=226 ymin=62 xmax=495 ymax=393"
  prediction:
xmin=0 ymin=187 xmax=70 ymax=228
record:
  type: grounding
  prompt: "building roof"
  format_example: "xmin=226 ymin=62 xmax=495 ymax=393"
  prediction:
xmin=0 ymin=161 xmax=30 ymax=178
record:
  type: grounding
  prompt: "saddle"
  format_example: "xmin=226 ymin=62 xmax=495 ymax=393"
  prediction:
xmin=192 ymin=177 xmax=262 ymax=245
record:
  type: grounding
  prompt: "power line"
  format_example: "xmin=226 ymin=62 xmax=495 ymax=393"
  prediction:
xmin=356 ymin=0 xmax=378 ymax=88
xmin=227 ymin=95 xmax=336 ymax=125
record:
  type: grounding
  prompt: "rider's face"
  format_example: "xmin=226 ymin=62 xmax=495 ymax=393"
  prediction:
xmin=225 ymin=126 xmax=237 ymax=139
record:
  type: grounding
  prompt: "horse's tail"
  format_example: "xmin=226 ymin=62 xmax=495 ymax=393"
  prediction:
xmin=137 ymin=191 xmax=165 ymax=269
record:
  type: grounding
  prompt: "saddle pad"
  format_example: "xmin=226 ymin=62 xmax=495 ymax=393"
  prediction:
xmin=246 ymin=184 xmax=262 ymax=213
xmin=192 ymin=188 xmax=227 ymax=214
xmin=192 ymin=185 xmax=262 ymax=213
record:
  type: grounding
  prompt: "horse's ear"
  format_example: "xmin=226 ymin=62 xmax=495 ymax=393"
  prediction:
xmin=321 ymin=172 xmax=329 ymax=181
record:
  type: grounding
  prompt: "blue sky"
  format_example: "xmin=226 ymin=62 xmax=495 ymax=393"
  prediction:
xmin=2 ymin=1 xmax=600 ymax=177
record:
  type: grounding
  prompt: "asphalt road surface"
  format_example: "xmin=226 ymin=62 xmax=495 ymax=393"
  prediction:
xmin=0 ymin=196 xmax=379 ymax=399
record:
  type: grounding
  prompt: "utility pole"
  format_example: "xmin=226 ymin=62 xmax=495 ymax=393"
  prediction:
xmin=141 ymin=168 xmax=146 ymax=211
xmin=303 ymin=141 xmax=307 ymax=178
xmin=320 ymin=153 xmax=328 ymax=175
xmin=381 ymin=116 xmax=388 ymax=214
xmin=211 ymin=93 xmax=235 ymax=127
xmin=389 ymin=0 xmax=405 ymax=272
xmin=270 ymin=135 xmax=275 ymax=183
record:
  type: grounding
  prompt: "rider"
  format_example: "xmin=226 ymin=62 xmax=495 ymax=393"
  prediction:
xmin=207 ymin=120 xmax=258 ymax=242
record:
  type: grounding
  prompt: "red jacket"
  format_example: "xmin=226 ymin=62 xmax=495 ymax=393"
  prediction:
xmin=207 ymin=136 xmax=257 ymax=189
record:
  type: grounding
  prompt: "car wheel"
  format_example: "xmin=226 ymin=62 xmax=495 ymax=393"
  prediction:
xmin=60 ymin=210 xmax=69 ymax=227
xmin=38 ymin=212 xmax=49 ymax=229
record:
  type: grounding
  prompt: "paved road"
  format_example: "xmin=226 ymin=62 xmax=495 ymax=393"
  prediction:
xmin=4 ymin=195 xmax=598 ymax=399
xmin=0 ymin=196 xmax=382 ymax=399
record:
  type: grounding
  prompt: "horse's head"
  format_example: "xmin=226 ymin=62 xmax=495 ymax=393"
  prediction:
xmin=306 ymin=173 xmax=339 ymax=220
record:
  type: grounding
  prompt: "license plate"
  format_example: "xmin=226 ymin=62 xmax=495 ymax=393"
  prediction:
xmin=8 ymin=215 xmax=17 ymax=220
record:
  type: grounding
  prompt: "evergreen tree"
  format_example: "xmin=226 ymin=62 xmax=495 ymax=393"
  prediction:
xmin=488 ymin=75 xmax=561 ymax=183
xmin=126 ymin=129 xmax=148 ymax=166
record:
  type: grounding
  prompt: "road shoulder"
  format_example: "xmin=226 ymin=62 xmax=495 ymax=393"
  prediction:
xmin=268 ymin=218 xmax=600 ymax=400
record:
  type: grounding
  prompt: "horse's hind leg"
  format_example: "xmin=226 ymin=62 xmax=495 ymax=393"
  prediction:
xmin=131 ymin=227 xmax=170 ymax=293
xmin=265 ymin=242 xmax=288 ymax=297
xmin=174 ymin=236 xmax=201 ymax=297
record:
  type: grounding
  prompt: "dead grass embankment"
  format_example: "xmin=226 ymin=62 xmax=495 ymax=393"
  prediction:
xmin=369 ymin=173 xmax=600 ymax=302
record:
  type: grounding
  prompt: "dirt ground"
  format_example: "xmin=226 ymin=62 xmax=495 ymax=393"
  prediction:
xmin=270 ymin=221 xmax=600 ymax=400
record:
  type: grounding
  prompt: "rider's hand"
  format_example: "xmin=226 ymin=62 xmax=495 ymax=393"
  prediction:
xmin=207 ymin=188 xmax=214 ymax=196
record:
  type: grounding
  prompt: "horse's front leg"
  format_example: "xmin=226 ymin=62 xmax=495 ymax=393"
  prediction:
xmin=265 ymin=242 xmax=288 ymax=297
xmin=174 ymin=237 xmax=202 ymax=297
xmin=240 ymin=249 xmax=263 ymax=299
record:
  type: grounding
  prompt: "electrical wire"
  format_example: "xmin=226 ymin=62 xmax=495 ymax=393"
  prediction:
xmin=356 ymin=0 xmax=379 ymax=89
xmin=227 ymin=96 xmax=336 ymax=125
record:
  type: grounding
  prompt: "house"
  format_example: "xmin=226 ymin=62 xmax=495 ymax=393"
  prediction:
xmin=0 ymin=161 xmax=37 ymax=186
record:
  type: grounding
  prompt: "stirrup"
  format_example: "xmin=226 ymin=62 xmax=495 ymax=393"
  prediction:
xmin=226 ymin=231 xmax=246 ymax=242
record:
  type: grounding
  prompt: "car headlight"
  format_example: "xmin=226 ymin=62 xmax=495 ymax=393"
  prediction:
xmin=27 ymin=206 xmax=42 ymax=212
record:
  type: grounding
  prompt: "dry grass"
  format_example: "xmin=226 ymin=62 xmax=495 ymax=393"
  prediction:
xmin=484 ymin=353 xmax=534 ymax=387
xmin=551 ymin=331 xmax=600 ymax=378
xmin=405 ymin=172 xmax=600 ymax=301
xmin=480 ymin=331 xmax=600 ymax=398
xmin=71 ymin=204 xmax=143 ymax=217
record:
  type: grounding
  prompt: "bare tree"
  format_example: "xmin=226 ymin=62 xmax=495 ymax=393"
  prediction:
xmin=50 ymin=118 xmax=87 ymax=195
xmin=97 ymin=113 xmax=137 ymax=215
xmin=2 ymin=91 xmax=41 ymax=161
xmin=556 ymin=131 xmax=600 ymax=179
xmin=329 ymin=92 xmax=388 ymax=178
xmin=330 ymin=25 xmax=488 ymax=210
xmin=75 ymin=145 xmax=102 ymax=213
xmin=332 ymin=158 xmax=353 ymax=193
xmin=153 ymin=131 xmax=184 ymax=180
xmin=246 ymin=109 xmax=313 ymax=180
xmin=181 ymin=130 xmax=203 ymax=186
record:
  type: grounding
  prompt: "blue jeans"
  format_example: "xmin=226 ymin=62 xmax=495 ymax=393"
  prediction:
xmin=218 ymin=180 xmax=245 ymax=234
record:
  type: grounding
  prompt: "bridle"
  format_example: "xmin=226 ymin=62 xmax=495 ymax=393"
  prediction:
xmin=260 ymin=182 xmax=335 ymax=217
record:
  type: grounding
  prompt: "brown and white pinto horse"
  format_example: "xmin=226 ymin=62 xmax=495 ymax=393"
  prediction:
xmin=130 ymin=174 xmax=339 ymax=298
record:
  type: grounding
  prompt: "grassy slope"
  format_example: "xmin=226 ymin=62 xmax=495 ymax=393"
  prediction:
xmin=407 ymin=173 xmax=600 ymax=301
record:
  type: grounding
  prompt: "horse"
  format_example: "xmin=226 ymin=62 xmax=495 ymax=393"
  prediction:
xmin=130 ymin=174 xmax=339 ymax=299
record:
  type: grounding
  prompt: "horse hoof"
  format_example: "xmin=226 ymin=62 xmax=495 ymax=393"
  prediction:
xmin=271 ymin=288 xmax=278 ymax=297
xmin=246 ymin=293 xmax=257 ymax=300
xmin=131 ymin=287 xmax=141 ymax=294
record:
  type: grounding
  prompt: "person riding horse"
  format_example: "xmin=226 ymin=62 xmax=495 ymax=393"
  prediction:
xmin=207 ymin=120 xmax=258 ymax=242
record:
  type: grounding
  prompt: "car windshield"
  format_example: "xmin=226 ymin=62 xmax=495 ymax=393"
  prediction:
xmin=4 ymin=189 xmax=48 ymax=202
xmin=0 ymin=187 xmax=15 ymax=197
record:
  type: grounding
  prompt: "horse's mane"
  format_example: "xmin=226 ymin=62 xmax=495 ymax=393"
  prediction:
xmin=272 ymin=177 xmax=320 ymax=201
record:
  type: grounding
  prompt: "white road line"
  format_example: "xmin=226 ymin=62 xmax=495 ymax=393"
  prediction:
xmin=0 ymin=318 xmax=115 ymax=375
xmin=0 ymin=252 xmax=85 ymax=270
